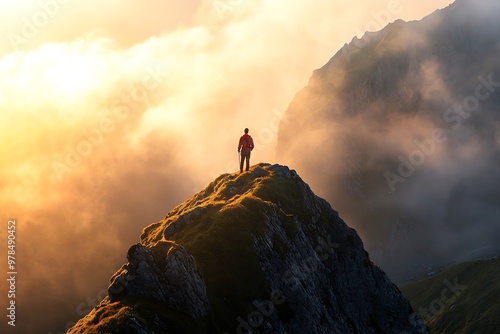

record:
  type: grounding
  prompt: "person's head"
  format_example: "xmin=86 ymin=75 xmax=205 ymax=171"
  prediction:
xmin=244 ymin=128 xmax=249 ymax=134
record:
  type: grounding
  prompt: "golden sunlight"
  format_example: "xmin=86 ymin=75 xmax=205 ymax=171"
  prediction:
xmin=0 ymin=0 xmax=32 ymax=13
xmin=39 ymin=48 xmax=100 ymax=98
xmin=0 ymin=0 xmax=22 ymax=7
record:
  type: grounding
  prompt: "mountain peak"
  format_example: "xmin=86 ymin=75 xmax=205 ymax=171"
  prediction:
xmin=277 ymin=0 xmax=500 ymax=282
xmin=69 ymin=163 xmax=427 ymax=333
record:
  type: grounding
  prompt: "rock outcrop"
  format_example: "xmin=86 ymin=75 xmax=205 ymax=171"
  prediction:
xmin=69 ymin=163 xmax=427 ymax=334
xmin=108 ymin=241 xmax=209 ymax=318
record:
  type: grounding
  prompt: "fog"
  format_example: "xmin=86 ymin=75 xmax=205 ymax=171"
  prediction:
xmin=277 ymin=0 xmax=500 ymax=282
xmin=0 ymin=1 xmax=454 ymax=333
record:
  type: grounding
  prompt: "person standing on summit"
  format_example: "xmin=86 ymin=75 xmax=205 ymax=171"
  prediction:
xmin=238 ymin=128 xmax=254 ymax=173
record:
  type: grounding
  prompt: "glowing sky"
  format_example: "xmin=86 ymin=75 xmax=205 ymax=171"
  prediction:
xmin=0 ymin=0 xmax=455 ymax=332
xmin=0 ymin=0 xmax=455 ymax=201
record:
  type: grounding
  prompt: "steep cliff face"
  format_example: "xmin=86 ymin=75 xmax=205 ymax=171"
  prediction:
xmin=108 ymin=241 xmax=209 ymax=318
xmin=277 ymin=0 xmax=500 ymax=280
xmin=69 ymin=163 xmax=427 ymax=334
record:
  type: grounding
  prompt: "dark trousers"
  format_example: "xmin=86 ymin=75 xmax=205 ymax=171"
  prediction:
xmin=240 ymin=151 xmax=251 ymax=172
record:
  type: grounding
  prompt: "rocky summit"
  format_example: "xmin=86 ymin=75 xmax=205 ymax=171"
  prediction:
xmin=68 ymin=163 xmax=427 ymax=334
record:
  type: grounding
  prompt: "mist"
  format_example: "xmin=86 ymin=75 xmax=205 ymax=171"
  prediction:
xmin=0 ymin=0 xmax=455 ymax=333
xmin=277 ymin=0 xmax=500 ymax=282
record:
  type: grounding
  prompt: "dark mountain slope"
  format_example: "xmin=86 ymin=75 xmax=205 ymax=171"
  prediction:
xmin=69 ymin=163 xmax=427 ymax=333
xmin=277 ymin=0 xmax=500 ymax=281
xmin=401 ymin=257 xmax=500 ymax=334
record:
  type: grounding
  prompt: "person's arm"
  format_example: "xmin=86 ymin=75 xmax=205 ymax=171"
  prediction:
xmin=249 ymin=136 xmax=254 ymax=150
xmin=238 ymin=137 xmax=243 ymax=152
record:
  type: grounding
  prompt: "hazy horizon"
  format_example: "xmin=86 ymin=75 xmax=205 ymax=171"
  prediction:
xmin=0 ymin=1 xmax=455 ymax=333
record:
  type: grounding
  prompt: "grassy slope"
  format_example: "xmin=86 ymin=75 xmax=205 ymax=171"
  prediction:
xmin=400 ymin=258 xmax=500 ymax=334
xmin=71 ymin=164 xmax=315 ymax=333
xmin=155 ymin=165 xmax=313 ymax=332
xmin=69 ymin=296 xmax=208 ymax=334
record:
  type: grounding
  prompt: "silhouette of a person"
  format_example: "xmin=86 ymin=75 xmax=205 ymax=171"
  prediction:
xmin=238 ymin=128 xmax=254 ymax=173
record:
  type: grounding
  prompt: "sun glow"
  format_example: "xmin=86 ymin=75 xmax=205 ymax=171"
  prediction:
xmin=0 ymin=0 xmax=32 ymax=12
xmin=42 ymin=55 xmax=98 ymax=97
xmin=19 ymin=41 xmax=116 ymax=105
xmin=0 ymin=0 xmax=21 ymax=6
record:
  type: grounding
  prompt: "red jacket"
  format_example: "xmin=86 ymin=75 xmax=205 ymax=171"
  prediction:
xmin=238 ymin=134 xmax=254 ymax=153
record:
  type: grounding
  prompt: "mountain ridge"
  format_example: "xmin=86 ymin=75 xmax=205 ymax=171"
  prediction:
xmin=401 ymin=257 xmax=500 ymax=334
xmin=69 ymin=163 xmax=427 ymax=333
xmin=277 ymin=0 xmax=500 ymax=281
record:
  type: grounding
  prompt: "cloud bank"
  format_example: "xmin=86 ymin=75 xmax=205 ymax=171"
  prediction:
xmin=0 ymin=0 xmax=454 ymax=332
xmin=277 ymin=0 xmax=500 ymax=281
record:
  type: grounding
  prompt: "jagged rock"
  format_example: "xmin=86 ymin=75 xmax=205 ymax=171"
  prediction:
xmin=69 ymin=163 xmax=427 ymax=334
xmin=108 ymin=241 xmax=209 ymax=318
xmin=277 ymin=0 xmax=500 ymax=281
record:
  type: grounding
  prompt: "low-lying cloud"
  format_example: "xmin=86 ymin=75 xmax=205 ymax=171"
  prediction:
xmin=0 ymin=0 xmax=455 ymax=332
xmin=277 ymin=0 xmax=500 ymax=282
